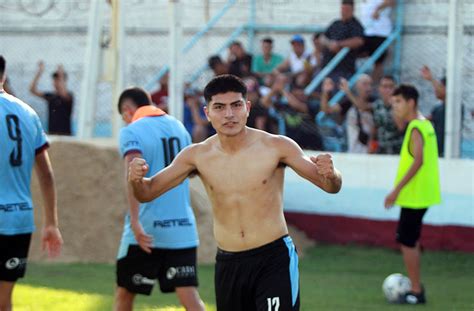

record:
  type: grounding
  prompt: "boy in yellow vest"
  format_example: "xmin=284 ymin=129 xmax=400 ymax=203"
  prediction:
xmin=384 ymin=84 xmax=441 ymax=305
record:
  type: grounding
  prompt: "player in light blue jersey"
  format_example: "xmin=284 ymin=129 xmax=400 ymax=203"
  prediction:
xmin=0 ymin=55 xmax=63 ymax=311
xmin=114 ymin=87 xmax=204 ymax=311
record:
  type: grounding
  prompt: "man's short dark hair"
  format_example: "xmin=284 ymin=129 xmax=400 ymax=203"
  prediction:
xmin=208 ymin=55 xmax=224 ymax=70
xmin=393 ymin=84 xmax=419 ymax=106
xmin=117 ymin=87 xmax=151 ymax=114
xmin=203 ymin=74 xmax=247 ymax=103
xmin=381 ymin=75 xmax=396 ymax=82
xmin=52 ymin=71 xmax=68 ymax=80
xmin=262 ymin=37 xmax=273 ymax=44
xmin=342 ymin=0 xmax=354 ymax=5
xmin=231 ymin=40 xmax=242 ymax=47
xmin=0 ymin=55 xmax=5 ymax=76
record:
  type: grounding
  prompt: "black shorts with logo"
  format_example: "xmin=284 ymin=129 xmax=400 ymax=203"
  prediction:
xmin=116 ymin=245 xmax=198 ymax=295
xmin=215 ymin=235 xmax=300 ymax=311
xmin=0 ymin=233 xmax=32 ymax=282
xmin=396 ymin=207 xmax=428 ymax=247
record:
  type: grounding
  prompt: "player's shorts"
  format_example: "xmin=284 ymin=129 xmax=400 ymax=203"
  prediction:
xmin=359 ymin=36 xmax=388 ymax=64
xmin=215 ymin=235 xmax=300 ymax=311
xmin=116 ymin=245 xmax=198 ymax=295
xmin=0 ymin=233 xmax=32 ymax=282
xmin=396 ymin=208 xmax=428 ymax=247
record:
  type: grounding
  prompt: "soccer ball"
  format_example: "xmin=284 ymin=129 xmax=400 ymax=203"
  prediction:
xmin=382 ymin=273 xmax=412 ymax=303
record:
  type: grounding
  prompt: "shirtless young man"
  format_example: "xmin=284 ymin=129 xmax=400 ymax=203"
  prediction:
xmin=129 ymin=74 xmax=342 ymax=311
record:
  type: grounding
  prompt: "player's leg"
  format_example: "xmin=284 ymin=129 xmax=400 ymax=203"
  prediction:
xmin=0 ymin=281 xmax=14 ymax=311
xmin=158 ymin=247 xmax=203 ymax=310
xmin=0 ymin=234 xmax=32 ymax=311
xmin=114 ymin=286 xmax=136 ymax=311
xmin=396 ymin=208 xmax=427 ymax=303
xmin=115 ymin=245 xmax=159 ymax=311
xmin=255 ymin=236 xmax=300 ymax=311
xmin=175 ymin=286 xmax=205 ymax=311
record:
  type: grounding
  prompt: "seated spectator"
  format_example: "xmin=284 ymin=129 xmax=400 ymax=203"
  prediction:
xmin=150 ymin=72 xmax=169 ymax=112
xmin=274 ymin=35 xmax=312 ymax=81
xmin=359 ymin=0 xmax=395 ymax=83
xmin=262 ymin=74 xmax=322 ymax=149
xmin=30 ymin=61 xmax=73 ymax=135
xmin=208 ymin=55 xmax=229 ymax=76
xmin=421 ymin=65 xmax=446 ymax=156
xmin=372 ymin=75 xmax=405 ymax=154
xmin=320 ymin=74 xmax=374 ymax=153
xmin=227 ymin=41 xmax=253 ymax=78
xmin=242 ymin=76 xmax=268 ymax=131
xmin=309 ymin=32 xmax=324 ymax=76
xmin=251 ymin=37 xmax=284 ymax=83
xmin=320 ymin=0 xmax=365 ymax=82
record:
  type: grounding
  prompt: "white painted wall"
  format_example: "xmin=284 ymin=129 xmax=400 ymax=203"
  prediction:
xmin=284 ymin=151 xmax=474 ymax=227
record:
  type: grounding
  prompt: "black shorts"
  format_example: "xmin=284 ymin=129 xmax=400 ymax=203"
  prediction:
xmin=215 ymin=235 xmax=300 ymax=311
xmin=116 ymin=245 xmax=198 ymax=295
xmin=359 ymin=36 xmax=388 ymax=64
xmin=396 ymin=208 xmax=428 ymax=247
xmin=0 ymin=233 xmax=32 ymax=282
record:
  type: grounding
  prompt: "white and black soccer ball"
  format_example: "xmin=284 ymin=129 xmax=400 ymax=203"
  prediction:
xmin=382 ymin=273 xmax=412 ymax=303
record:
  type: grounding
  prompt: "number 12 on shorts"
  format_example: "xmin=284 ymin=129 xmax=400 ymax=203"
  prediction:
xmin=267 ymin=297 xmax=280 ymax=311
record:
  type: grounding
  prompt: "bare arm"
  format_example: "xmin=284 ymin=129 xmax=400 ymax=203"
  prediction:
xmin=320 ymin=78 xmax=342 ymax=114
xmin=338 ymin=37 xmax=364 ymax=50
xmin=278 ymin=136 xmax=342 ymax=193
xmin=282 ymin=90 xmax=309 ymax=113
xmin=384 ymin=128 xmax=424 ymax=208
xmin=30 ymin=61 xmax=45 ymax=98
xmin=374 ymin=0 xmax=395 ymax=18
xmin=129 ymin=145 xmax=197 ymax=202
xmin=274 ymin=58 xmax=290 ymax=73
xmin=35 ymin=150 xmax=62 ymax=257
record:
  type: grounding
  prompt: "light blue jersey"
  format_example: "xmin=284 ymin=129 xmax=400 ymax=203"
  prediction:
xmin=0 ymin=92 xmax=48 ymax=235
xmin=117 ymin=110 xmax=198 ymax=259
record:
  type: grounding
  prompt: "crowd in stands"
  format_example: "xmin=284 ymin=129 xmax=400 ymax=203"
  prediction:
xmin=151 ymin=0 xmax=450 ymax=156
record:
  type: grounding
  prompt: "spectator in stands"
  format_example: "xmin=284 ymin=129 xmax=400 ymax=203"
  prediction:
xmin=359 ymin=0 xmax=395 ymax=83
xmin=208 ymin=55 xmax=229 ymax=76
xmin=183 ymin=85 xmax=212 ymax=143
xmin=30 ymin=61 xmax=73 ymax=135
xmin=420 ymin=65 xmax=445 ymax=156
xmin=320 ymin=74 xmax=374 ymax=153
xmin=150 ymin=72 xmax=169 ymax=112
xmin=372 ymin=75 xmax=405 ymax=154
xmin=227 ymin=41 xmax=253 ymax=78
xmin=243 ymin=76 xmax=268 ymax=131
xmin=320 ymin=0 xmax=364 ymax=82
xmin=309 ymin=32 xmax=324 ymax=77
xmin=262 ymin=74 xmax=322 ymax=149
xmin=251 ymin=37 xmax=284 ymax=83
xmin=275 ymin=34 xmax=312 ymax=80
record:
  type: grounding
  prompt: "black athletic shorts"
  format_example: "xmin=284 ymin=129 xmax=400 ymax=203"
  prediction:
xmin=116 ymin=245 xmax=198 ymax=295
xmin=396 ymin=208 xmax=428 ymax=247
xmin=0 ymin=233 xmax=32 ymax=282
xmin=359 ymin=36 xmax=388 ymax=64
xmin=215 ymin=235 xmax=300 ymax=311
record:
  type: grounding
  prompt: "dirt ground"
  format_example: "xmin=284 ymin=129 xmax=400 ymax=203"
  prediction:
xmin=30 ymin=139 xmax=313 ymax=264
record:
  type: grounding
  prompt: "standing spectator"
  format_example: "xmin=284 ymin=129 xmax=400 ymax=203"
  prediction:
xmin=420 ymin=65 xmax=446 ymax=156
xmin=384 ymin=84 xmax=441 ymax=305
xmin=372 ymin=75 xmax=405 ymax=154
xmin=208 ymin=55 xmax=229 ymax=76
xmin=251 ymin=37 xmax=284 ymax=82
xmin=30 ymin=61 xmax=74 ymax=135
xmin=150 ymin=72 xmax=169 ymax=112
xmin=359 ymin=0 xmax=395 ymax=83
xmin=0 ymin=55 xmax=63 ymax=311
xmin=320 ymin=0 xmax=365 ymax=82
xmin=227 ymin=41 xmax=253 ymax=78
xmin=320 ymin=74 xmax=375 ymax=153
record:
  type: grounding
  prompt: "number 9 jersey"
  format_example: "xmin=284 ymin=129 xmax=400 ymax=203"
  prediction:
xmin=117 ymin=110 xmax=198 ymax=259
xmin=0 ymin=92 xmax=49 ymax=235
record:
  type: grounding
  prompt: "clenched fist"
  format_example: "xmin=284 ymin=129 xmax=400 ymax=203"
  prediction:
xmin=311 ymin=154 xmax=336 ymax=179
xmin=128 ymin=157 xmax=149 ymax=183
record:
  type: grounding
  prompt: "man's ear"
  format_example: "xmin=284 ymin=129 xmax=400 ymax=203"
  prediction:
xmin=204 ymin=106 xmax=211 ymax=121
